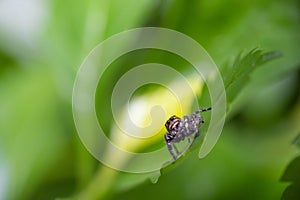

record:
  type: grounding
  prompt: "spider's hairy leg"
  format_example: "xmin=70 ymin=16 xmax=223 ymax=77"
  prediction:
xmin=173 ymin=143 xmax=180 ymax=154
xmin=187 ymin=136 xmax=191 ymax=143
xmin=195 ymin=129 xmax=200 ymax=138
xmin=167 ymin=142 xmax=177 ymax=160
xmin=165 ymin=133 xmax=177 ymax=160
xmin=195 ymin=107 xmax=211 ymax=114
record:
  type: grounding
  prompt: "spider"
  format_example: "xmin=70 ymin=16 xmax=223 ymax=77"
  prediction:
xmin=164 ymin=107 xmax=211 ymax=160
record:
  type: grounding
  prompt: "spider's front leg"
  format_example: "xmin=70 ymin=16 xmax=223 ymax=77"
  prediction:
xmin=164 ymin=133 xmax=177 ymax=160
xmin=195 ymin=129 xmax=200 ymax=138
xmin=195 ymin=107 xmax=211 ymax=114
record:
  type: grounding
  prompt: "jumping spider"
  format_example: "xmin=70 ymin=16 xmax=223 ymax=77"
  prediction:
xmin=164 ymin=107 xmax=211 ymax=160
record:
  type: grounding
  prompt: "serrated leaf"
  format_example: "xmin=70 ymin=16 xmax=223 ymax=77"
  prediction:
xmin=199 ymin=49 xmax=281 ymax=111
xmin=222 ymin=49 xmax=281 ymax=105
xmin=281 ymin=155 xmax=300 ymax=200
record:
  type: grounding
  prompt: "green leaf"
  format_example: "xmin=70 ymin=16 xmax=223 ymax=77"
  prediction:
xmin=199 ymin=49 xmax=281 ymax=111
xmin=222 ymin=49 xmax=281 ymax=107
xmin=281 ymin=155 xmax=300 ymax=200
xmin=281 ymin=156 xmax=300 ymax=182
xmin=281 ymin=183 xmax=300 ymax=200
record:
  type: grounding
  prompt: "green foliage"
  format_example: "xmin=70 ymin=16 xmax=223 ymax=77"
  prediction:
xmin=281 ymin=155 xmax=300 ymax=200
xmin=0 ymin=0 xmax=299 ymax=199
xmin=200 ymin=49 xmax=282 ymax=112
xmin=222 ymin=49 xmax=281 ymax=104
xmin=281 ymin=134 xmax=300 ymax=200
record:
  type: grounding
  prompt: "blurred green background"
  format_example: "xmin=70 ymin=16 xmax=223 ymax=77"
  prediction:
xmin=0 ymin=0 xmax=300 ymax=199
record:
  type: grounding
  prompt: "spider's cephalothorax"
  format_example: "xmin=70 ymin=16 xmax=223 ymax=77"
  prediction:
xmin=164 ymin=107 xmax=211 ymax=160
xmin=165 ymin=115 xmax=181 ymax=134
